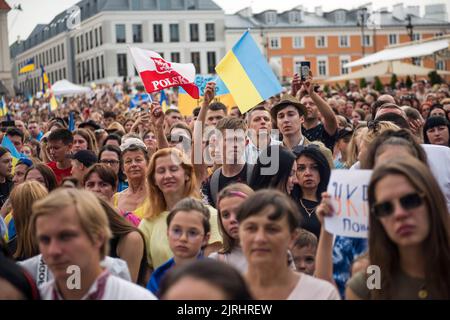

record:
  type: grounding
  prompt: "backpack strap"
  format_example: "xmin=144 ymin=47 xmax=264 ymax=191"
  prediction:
xmin=210 ymin=167 xmax=222 ymax=206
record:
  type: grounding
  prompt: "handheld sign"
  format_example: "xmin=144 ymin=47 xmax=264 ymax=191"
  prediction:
xmin=324 ymin=169 xmax=372 ymax=238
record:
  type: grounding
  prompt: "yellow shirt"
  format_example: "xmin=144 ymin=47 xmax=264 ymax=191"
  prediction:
xmin=113 ymin=193 xmax=147 ymax=219
xmin=138 ymin=205 xmax=222 ymax=269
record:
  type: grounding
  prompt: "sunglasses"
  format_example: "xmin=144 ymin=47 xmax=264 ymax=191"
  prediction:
xmin=372 ymin=192 xmax=425 ymax=218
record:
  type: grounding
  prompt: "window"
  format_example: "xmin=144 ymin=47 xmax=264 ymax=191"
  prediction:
xmin=86 ymin=59 xmax=90 ymax=81
xmin=339 ymin=35 xmax=349 ymax=48
xmin=269 ymin=37 xmax=280 ymax=49
xmin=101 ymin=55 xmax=105 ymax=78
xmin=50 ymin=49 xmax=53 ymax=64
xmin=190 ymin=24 xmax=199 ymax=42
xmin=117 ymin=54 xmax=127 ymax=77
xmin=90 ymin=30 xmax=93 ymax=48
xmin=46 ymin=51 xmax=49 ymax=65
xmin=412 ymin=33 xmax=421 ymax=41
xmin=59 ymin=69 xmax=62 ymax=80
xmin=81 ymin=61 xmax=85 ymax=82
xmin=388 ymin=34 xmax=398 ymax=45
xmin=317 ymin=59 xmax=327 ymax=76
xmin=95 ymin=28 xmax=99 ymax=47
xmin=57 ymin=45 xmax=60 ymax=61
xmin=85 ymin=32 xmax=89 ymax=50
xmin=436 ymin=60 xmax=445 ymax=70
xmin=412 ymin=58 xmax=421 ymax=66
xmin=191 ymin=52 xmax=201 ymax=73
xmin=63 ymin=68 xmax=66 ymax=79
xmin=171 ymin=52 xmax=180 ymax=63
xmin=81 ymin=34 xmax=84 ymax=52
xmin=265 ymin=11 xmax=277 ymax=24
xmin=131 ymin=0 xmax=140 ymax=10
xmin=435 ymin=32 xmax=444 ymax=37
xmin=171 ymin=0 xmax=183 ymax=9
xmin=316 ymin=36 xmax=326 ymax=48
xmin=53 ymin=47 xmax=56 ymax=62
xmin=99 ymin=26 xmax=103 ymax=45
xmin=206 ymin=23 xmax=215 ymax=41
xmin=116 ymin=24 xmax=126 ymax=43
xmin=96 ymin=56 xmax=100 ymax=79
xmin=293 ymin=36 xmax=303 ymax=48
xmin=340 ymin=58 xmax=349 ymax=75
xmin=170 ymin=24 xmax=179 ymax=42
xmin=158 ymin=52 xmax=165 ymax=59
xmin=187 ymin=0 xmax=195 ymax=10
xmin=153 ymin=24 xmax=163 ymax=42
xmin=362 ymin=35 xmax=372 ymax=47
xmin=207 ymin=51 xmax=216 ymax=74
xmin=61 ymin=44 xmax=64 ymax=60
xmin=335 ymin=11 xmax=346 ymax=23
xmin=133 ymin=24 xmax=142 ymax=43
xmin=289 ymin=11 xmax=301 ymax=24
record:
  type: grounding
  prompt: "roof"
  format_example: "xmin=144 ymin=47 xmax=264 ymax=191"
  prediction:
xmin=0 ymin=0 xmax=11 ymax=11
xmin=10 ymin=0 xmax=222 ymax=58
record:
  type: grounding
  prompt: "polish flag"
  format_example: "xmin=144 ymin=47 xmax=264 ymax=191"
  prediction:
xmin=129 ymin=46 xmax=199 ymax=99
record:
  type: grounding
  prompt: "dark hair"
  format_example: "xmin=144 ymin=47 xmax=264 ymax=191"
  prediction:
xmin=193 ymin=107 xmax=201 ymax=117
xmin=104 ymin=111 xmax=116 ymax=119
xmin=0 ymin=146 xmax=10 ymax=158
xmin=216 ymin=117 xmax=247 ymax=131
xmin=167 ymin=197 xmax=211 ymax=236
xmin=6 ymin=127 xmax=24 ymax=142
xmin=292 ymin=145 xmax=331 ymax=201
xmin=165 ymin=108 xmax=181 ymax=116
xmin=250 ymin=145 xmax=296 ymax=194
xmin=83 ymin=163 xmax=118 ymax=190
xmin=24 ymin=164 xmax=58 ymax=191
xmin=361 ymin=129 xmax=427 ymax=169
xmin=237 ymin=190 xmax=301 ymax=232
xmin=0 ymin=250 xmax=41 ymax=300
xmin=48 ymin=128 xmax=73 ymax=145
xmin=423 ymin=116 xmax=450 ymax=146
xmin=371 ymin=99 xmax=393 ymax=119
xmin=104 ymin=133 xmax=122 ymax=147
xmin=98 ymin=144 xmax=126 ymax=181
xmin=208 ymin=102 xmax=227 ymax=114
xmin=158 ymin=259 xmax=253 ymax=300
xmin=375 ymin=112 xmax=410 ymax=130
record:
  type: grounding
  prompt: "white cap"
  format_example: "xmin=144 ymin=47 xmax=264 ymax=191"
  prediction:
xmin=120 ymin=137 xmax=147 ymax=152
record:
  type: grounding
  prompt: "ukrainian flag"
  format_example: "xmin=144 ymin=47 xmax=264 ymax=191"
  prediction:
xmin=215 ymin=31 xmax=282 ymax=113
xmin=160 ymin=90 xmax=169 ymax=112
xmin=19 ymin=58 xmax=35 ymax=74
xmin=0 ymin=96 xmax=7 ymax=117
xmin=1 ymin=135 xmax=22 ymax=169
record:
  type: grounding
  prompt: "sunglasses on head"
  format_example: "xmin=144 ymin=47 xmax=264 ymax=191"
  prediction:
xmin=372 ymin=192 xmax=425 ymax=218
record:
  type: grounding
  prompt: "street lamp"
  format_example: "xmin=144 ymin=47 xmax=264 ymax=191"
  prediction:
xmin=406 ymin=14 xmax=414 ymax=41
xmin=357 ymin=7 xmax=368 ymax=56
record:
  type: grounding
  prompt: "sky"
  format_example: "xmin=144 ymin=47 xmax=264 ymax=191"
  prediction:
xmin=6 ymin=0 xmax=450 ymax=45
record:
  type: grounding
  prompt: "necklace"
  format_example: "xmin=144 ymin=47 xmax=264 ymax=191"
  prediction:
xmin=300 ymin=199 xmax=316 ymax=217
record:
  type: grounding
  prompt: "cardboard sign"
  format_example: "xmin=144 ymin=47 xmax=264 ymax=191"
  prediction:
xmin=324 ymin=169 xmax=372 ymax=238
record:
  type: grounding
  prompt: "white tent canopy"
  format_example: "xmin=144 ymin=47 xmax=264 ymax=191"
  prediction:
xmin=52 ymin=79 xmax=92 ymax=96
xmin=326 ymin=61 xmax=450 ymax=83
xmin=344 ymin=39 xmax=449 ymax=68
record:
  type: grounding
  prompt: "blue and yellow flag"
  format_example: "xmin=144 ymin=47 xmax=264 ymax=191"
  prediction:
xmin=40 ymin=64 xmax=49 ymax=94
xmin=19 ymin=58 xmax=35 ymax=74
xmin=160 ymin=90 xmax=169 ymax=112
xmin=0 ymin=96 xmax=7 ymax=117
xmin=215 ymin=31 xmax=282 ymax=113
xmin=1 ymin=135 xmax=22 ymax=169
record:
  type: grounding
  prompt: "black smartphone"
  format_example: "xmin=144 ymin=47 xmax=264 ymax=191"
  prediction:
xmin=1 ymin=120 xmax=15 ymax=128
xmin=300 ymin=61 xmax=311 ymax=81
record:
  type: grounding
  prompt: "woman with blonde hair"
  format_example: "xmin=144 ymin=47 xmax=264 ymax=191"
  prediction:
xmin=7 ymin=181 xmax=48 ymax=261
xmin=139 ymin=148 xmax=222 ymax=273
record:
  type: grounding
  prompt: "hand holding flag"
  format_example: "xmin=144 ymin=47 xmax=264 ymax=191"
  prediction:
xmin=129 ymin=47 xmax=199 ymax=99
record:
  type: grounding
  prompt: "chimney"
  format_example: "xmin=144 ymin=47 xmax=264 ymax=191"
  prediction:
xmin=237 ymin=6 xmax=252 ymax=18
xmin=406 ymin=5 xmax=420 ymax=17
xmin=392 ymin=3 xmax=405 ymax=21
xmin=315 ymin=6 xmax=323 ymax=17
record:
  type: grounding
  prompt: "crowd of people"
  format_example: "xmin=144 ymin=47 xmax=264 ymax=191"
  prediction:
xmin=0 ymin=71 xmax=449 ymax=300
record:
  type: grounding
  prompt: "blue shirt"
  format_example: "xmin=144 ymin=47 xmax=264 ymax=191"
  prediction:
xmin=147 ymin=257 xmax=176 ymax=295
xmin=117 ymin=179 xmax=128 ymax=192
xmin=7 ymin=218 xmax=16 ymax=240
xmin=332 ymin=236 xmax=368 ymax=299
xmin=36 ymin=131 xmax=44 ymax=141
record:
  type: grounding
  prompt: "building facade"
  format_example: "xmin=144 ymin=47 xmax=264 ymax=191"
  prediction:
xmin=10 ymin=0 xmax=226 ymax=95
xmin=225 ymin=3 xmax=450 ymax=82
xmin=0 ymin=0 xmax=14 ymax=95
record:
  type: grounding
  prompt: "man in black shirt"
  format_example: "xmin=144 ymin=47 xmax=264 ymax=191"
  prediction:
xmin=292 ymin=73 xmax=338 ymax=151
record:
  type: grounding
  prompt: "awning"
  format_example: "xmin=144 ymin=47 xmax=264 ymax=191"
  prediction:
xmin=344 ymin=39 xmax=450 ymax=68
xmin=326 ymin=61 xmax=450 ymax=83
xmin=52 ymin=79 xmax=92 ymax=96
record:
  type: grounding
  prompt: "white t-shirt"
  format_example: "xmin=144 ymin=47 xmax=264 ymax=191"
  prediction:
xmin=39 ymin=270 xmax=156 ymax=300
xmin=288 ymin=273 xmax=341 ymax=300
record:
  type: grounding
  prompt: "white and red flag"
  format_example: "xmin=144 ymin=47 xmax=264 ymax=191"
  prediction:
xmin=129 ymin=46 xmax=199 ymax=99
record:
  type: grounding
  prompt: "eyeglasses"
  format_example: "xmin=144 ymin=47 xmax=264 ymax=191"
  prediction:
xmin=168 ymin=227 xmax=203 ymax=241
xmin=372 ymin=192 xmax=425 ymax=218
xmin=99 ymin=159 xmax=120 ymax=165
